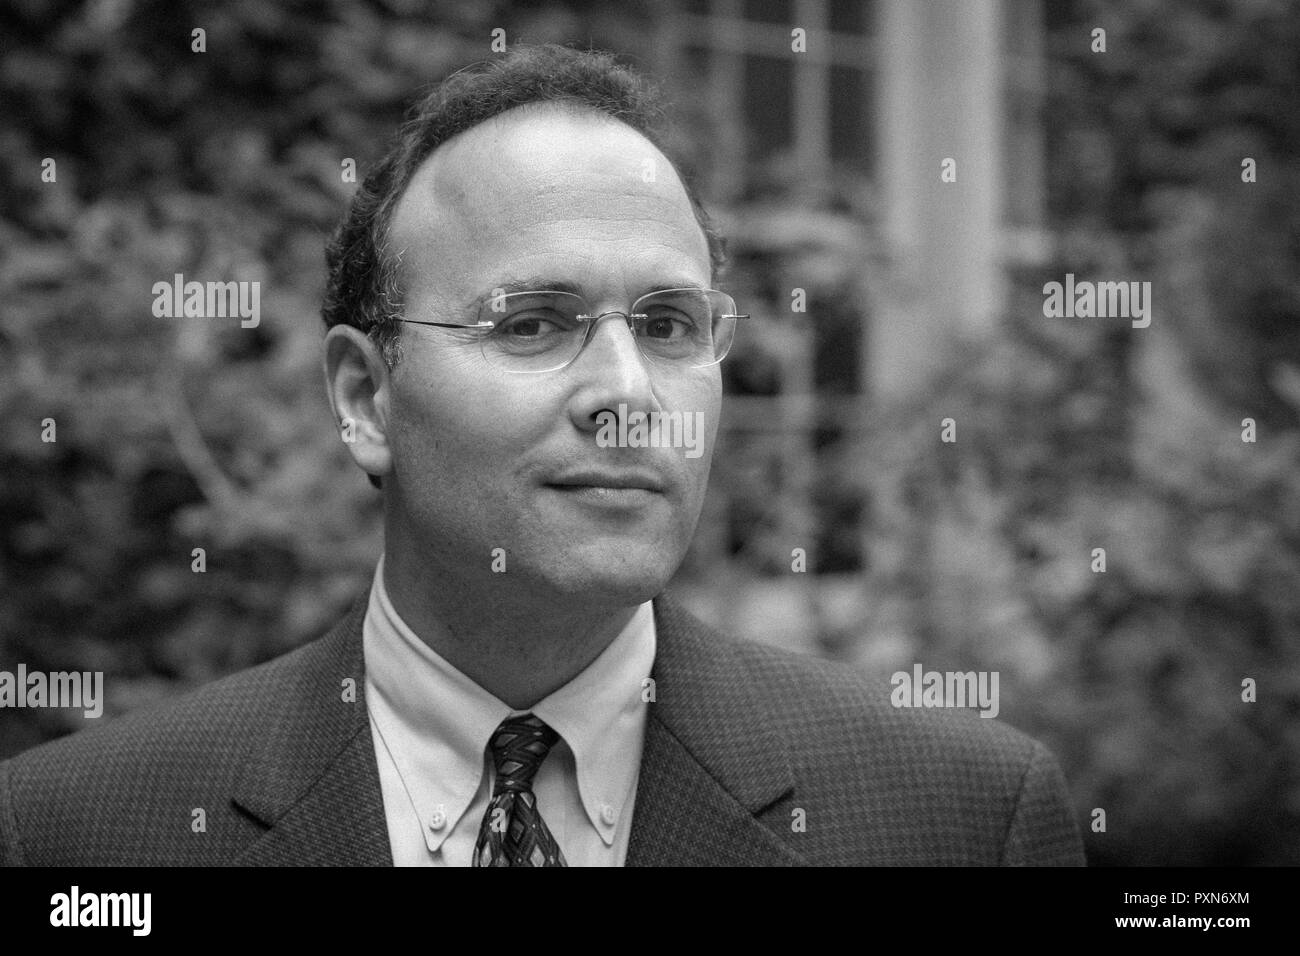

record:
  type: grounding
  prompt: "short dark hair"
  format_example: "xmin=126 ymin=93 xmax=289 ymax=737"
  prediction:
xmin=322 ymin=44 xmax=725 ymax=372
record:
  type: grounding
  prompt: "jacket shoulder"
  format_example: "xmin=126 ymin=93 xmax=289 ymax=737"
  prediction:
xmin=657 ymin=596 xmax=1042 ymax=770
xmin=657 ymin=599 xmax=1085 ymax=865
xmin=0 ymin=603 xmax=363 ymax=865
xmin=729 ymin=633 xmax=1040 ymax=770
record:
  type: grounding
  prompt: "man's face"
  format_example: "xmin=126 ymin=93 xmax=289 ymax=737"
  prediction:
xmin=383 ymin=104 xmax=720 ymax=608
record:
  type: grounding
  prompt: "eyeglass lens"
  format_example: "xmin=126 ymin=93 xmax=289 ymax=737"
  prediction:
xmin=479 ymin=290 xmax=736 ymax=372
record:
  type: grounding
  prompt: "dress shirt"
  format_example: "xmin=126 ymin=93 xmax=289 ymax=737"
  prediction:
xmin=363 ymin=556 xmax=655 ymax=866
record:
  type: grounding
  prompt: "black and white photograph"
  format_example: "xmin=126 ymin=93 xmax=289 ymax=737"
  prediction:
xmin=0 ymin=0 xmax=1292 ymax=926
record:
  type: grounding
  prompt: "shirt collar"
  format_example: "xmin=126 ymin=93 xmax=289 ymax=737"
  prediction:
xmin=363 ymin=555 xmax=654 ymax=852
xmin=531 ymin=600 xmax=655 ymax=843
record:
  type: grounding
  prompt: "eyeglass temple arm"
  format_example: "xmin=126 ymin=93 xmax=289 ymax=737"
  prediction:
xmin=395 ymin=319 xmax=496 ymax=329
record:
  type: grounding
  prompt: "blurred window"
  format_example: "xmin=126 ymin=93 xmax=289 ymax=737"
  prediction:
xmin=671 ymin=0 xmax=875 ymax=199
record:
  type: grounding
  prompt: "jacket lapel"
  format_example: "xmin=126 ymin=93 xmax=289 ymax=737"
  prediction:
xmin=626 ymin=596 xmax=805 ymax=866
xmin=226 ymin=592 xmax=804 ymax=866
xmin=230 ymin=599 xmax=393 ymax=866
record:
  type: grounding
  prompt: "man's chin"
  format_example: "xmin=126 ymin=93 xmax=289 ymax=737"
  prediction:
xmin=521 ymin=547 xmax=679 ymax=608
xmin=545 ymin=568 xmax=672 ymax=608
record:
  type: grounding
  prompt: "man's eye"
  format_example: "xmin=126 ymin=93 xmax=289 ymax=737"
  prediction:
xmin=642 ymin=312 xmax=695 ymax=340
xmin=497 ymin=311 xmax=569 ymax=337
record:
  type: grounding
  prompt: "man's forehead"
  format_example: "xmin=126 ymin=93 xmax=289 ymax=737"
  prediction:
xmin=388 ymin=103 xmax=709 ymax=295
xmin=408 ymin=102 xmax=680 ymax=199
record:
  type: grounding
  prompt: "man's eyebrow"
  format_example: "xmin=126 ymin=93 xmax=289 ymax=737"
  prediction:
xmin=488 ymin=277 xmax=585 ymax=297
xmin=478 ymin=275 xmax=711 ymax=302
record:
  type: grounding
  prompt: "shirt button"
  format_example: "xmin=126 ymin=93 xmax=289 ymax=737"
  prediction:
xmin=600 ymin=803 xmax=617 ymax=827
xmin=429 ymin=808 xmax=447 ymax=831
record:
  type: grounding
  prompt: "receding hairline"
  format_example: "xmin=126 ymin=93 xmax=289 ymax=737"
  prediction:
xmin=384 ymin=99 xmax=712 ymax=293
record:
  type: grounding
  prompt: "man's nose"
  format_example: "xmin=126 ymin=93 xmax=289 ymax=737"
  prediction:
xmin=568 ymin=313 xmax=659 ymax=431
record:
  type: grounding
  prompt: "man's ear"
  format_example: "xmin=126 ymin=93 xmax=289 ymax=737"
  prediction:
xmin=323 ymin=325 xmax=394 ymax=486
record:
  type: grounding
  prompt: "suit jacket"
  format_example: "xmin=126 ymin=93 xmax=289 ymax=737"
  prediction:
xmin=0 ymin=594 xmax=1084 ymax=866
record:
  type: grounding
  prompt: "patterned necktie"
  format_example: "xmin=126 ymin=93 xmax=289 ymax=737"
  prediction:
xmin=473 ymin=713 xmax=568 ymax=867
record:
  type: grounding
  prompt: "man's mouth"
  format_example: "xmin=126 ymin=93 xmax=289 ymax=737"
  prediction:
xmin=545 ymin=469 xmax=667 ymax=493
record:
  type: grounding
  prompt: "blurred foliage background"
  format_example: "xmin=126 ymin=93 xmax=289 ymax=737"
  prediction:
xmin=1 ymin=0 xmax=1297 ymax=865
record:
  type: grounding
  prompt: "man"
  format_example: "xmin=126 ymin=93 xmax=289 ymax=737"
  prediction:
xmin=0 ymin=45 xmax=1084 ymax=866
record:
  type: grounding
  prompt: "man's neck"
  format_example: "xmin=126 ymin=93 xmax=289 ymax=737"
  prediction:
xmin=379 ymin=552 xmax=640 ymax=710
